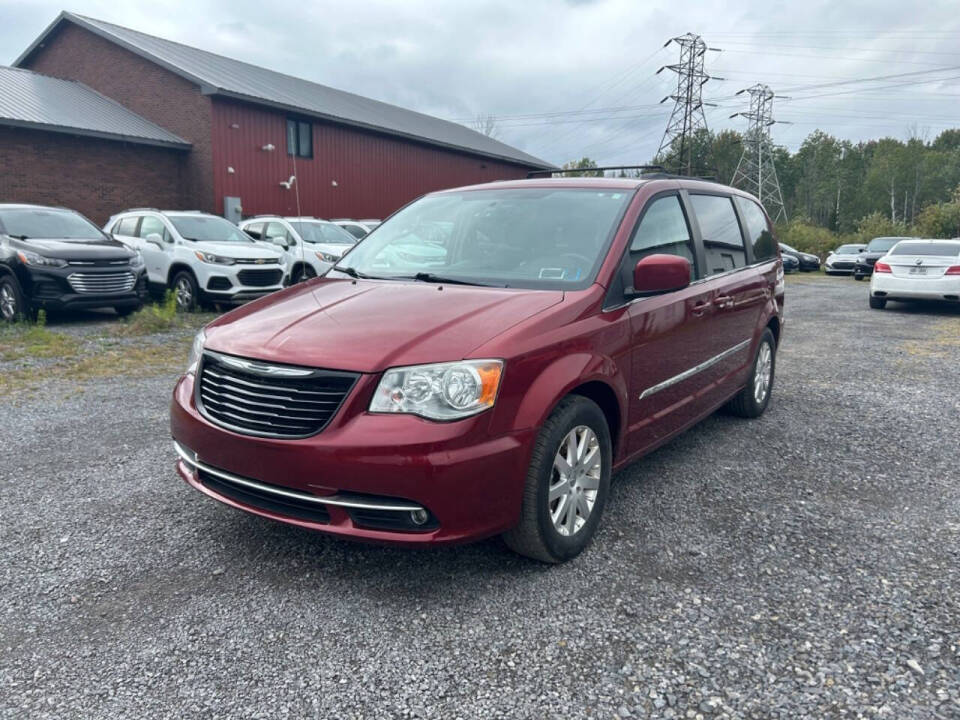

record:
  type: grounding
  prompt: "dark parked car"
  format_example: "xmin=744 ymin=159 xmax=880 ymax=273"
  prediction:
xmin=854 ymin=236 xmax=911 ymax=280
xmin=171 ymin=177 xmax=784 ymax=563
xmin=0 ymin=204 xmax=146 ymax=321
xmin=778 ymin=242 xmax=820 ymax=271
xmin=782 ymin=253 xmax=800 ymax=273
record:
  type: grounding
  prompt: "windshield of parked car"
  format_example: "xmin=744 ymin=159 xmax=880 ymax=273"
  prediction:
xmin=866 ymin=237 xmax=901 ymax=253
xmin=334 ymin=188 xmax=632 ymax=289
xmin=835 ymin=245 xmax=862 ymax=255
xmin=169 ymin=215 xmax=253 ymax=243
xmin=889 ymin=242 xmax=960 ymax=257
xmin=291 ymin=222 xmax=357 ymax=245
xmin=779 ymin=243 xmax=798 ymax=253
xmin=0 ymin=208 xmax=105 ymax=241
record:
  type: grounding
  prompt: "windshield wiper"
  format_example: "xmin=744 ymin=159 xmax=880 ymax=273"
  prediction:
xmin=332 ymin=265 xmax=388 ymax=280
xmin=409 ymin=272 xmax=503 ymax=287
xmin=8 ymin=234 xmax=30 ymax=240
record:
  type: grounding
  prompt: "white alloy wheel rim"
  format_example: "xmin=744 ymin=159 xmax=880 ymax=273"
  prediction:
xmin=549 ymin=425 xmax=601 ymax=536
xmin=754 ymin=341 xmax=773 ymax=404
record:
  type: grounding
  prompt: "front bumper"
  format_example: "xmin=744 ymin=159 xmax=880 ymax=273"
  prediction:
xmin=825 ymin=260 xmax=855 ymax=273
xmin=871 ymin=273 xmax=960 ymax=301
xmin=24 ymin=266 xmax=147 ymax=311
xmin=170 ymin=372 xmax=533 ymax=545
xmin=197 ymin=264 xmax=287 ymax=302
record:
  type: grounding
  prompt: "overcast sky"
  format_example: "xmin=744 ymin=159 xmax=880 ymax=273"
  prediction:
xmin=3 ymin=0 xmax=960 ymax=167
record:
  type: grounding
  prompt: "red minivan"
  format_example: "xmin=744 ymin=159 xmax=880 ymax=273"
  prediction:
xmin=171 ymin=177 xmax=784 ymax=562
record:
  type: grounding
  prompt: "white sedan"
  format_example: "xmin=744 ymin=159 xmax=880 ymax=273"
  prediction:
xmin=869 ymin=239 xmax=960 ymax=309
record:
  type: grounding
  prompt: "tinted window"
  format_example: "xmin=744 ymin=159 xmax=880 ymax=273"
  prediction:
xmin=336 ymin=188 xmax=632 ymax=290
xmin=0 ymin=208 xmax=105 ymax=241
xmin=629 ymin=195 xmax=695 ymax=277
xmin=866 ymin=237 xmax=903 ymax=253
xmin=341 ymin=224 xmax=367 ymax=239
xmin=139 ymin=216 xmax=170 ymax=243
xmin=736 ymin=197 xmax=777 ymax=262
xmin=690 ymin=194 xmax=746 ymax=275
xmin=117 ymin=216 xmax=140 ymax=237
xmin=290 ymin=221 xmax=358 ymax=245
xmin=243 ymin=222 xmax=264 ymax=240
xmin=286 ymin=119 xmax=312 ymax=158
xmin=835 ymin=245 xmax=863 ymax=255
xmin=168 ymin=215 xmax=253 ymax=243
xmin=890 ymin=242 xmax=960 ymax=257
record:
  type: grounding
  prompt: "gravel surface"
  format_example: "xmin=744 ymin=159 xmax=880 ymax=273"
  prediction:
xmin=2 ymin=278 xmax=959 ymax=719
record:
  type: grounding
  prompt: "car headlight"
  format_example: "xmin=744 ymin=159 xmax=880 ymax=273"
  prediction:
xmin=316 ymin=250 xmax=339 ymax=263
xmin=194 ymin=251 xmax=236 ymax=265
xmin=186 ymin=329 xmax=205 ymax=374
xmin=16 ymin=250 xmax=67 ymax=268
xmin=130 ymin=251 xmax=145 ymax=269
xmin=370 ymin=359 xmax=504 ymax=420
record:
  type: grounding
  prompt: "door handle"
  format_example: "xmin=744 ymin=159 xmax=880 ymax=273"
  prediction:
xmin=691 ymin=300 xmax=710 ymax=317
xmin=714 ymin=295 xmax=734 ymax=309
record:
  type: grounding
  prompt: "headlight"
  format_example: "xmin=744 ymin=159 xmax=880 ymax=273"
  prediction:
xmin=186 ymin=329 xmax=205 ymax=374
xmin=130 ymin=251 xmax=145 ymax=269
xmin=316 ymin=251 xmax=339 ymax=263
xmin=194 ymin=251 xmax=235 ymax=265
xmin=370 ymin=359 xmax=504 ymax=420
xmin=16 ymin=250 xmax=67 ymax=268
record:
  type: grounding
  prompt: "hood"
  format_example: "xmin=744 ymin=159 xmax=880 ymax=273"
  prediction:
xmin=204 ymin=278 xmax=564 ymax=373
xmin=12 ymin=237 xmax=135 ymax=261
xmin=190 ymin=241 xmax=283 ymax=260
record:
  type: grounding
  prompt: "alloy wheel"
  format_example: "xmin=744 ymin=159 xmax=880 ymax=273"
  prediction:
xmin=753 ymin=341 xmax=773 ymax=404
xmin=0 ymin=284 xmax=18 ymax=320
xmin=549 ymin=425 xmax=601 ymax=536
xmin=175 ymin=277 xmax=193 ymax=310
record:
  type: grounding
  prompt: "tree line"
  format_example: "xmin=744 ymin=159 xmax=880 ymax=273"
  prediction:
xmin=563 ymin=127 xmax=960 ymax=256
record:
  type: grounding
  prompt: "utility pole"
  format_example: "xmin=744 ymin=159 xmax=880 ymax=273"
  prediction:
xmin=656 ymin=33 xmax=721 ymax=176
xmin=730 ymin=84 xmax=788 ymax=223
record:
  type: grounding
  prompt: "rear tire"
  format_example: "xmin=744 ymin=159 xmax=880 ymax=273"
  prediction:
xmin=502 ymin=396 xmax=612 ymax=563
xmin=172 ymin=271 xmax=200 ymax=312
xmin=725 ymin=328 xmax=776 ymax=419
xmin=869 ymin=295 xmax=886 ymax=310
xmin=854 ymin=274 xmax=864 ymax=281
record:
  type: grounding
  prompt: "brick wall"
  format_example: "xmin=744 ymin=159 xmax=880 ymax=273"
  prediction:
xmin=0 ymin=126 xmax=186 ymax=226
xmin=21 ymin=22 xmax=213 ymax=212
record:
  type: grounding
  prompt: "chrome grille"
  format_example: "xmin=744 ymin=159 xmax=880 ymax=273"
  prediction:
xmin=196 ymin=351 xmax=358 ymax=438
xmin=67 ymin=271 xmax=137 ymax=295
xmin=237 ymin=269 xmax=283 ymax=287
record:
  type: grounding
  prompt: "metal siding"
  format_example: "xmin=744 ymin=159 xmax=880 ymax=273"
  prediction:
xmin=212 ymin=100 xmax=529 ymax=219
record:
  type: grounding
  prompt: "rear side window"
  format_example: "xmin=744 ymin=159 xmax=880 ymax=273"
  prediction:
xmin=690 ymin=195 xmax=746 ymax=275
xmin=116 ymin=216 xmax=140 ymax=236
xmin=243 ymin=222 xmax=264 ymax=240
xmin=139 ymin=216 xmax=170 ymax=243
xmin=735 ymin=197 xmax=777 ymax=262
xmin=265 ymin=221 xmax=294 ymax=245
xmin=630 ymin=195 xmax=696 ymax=278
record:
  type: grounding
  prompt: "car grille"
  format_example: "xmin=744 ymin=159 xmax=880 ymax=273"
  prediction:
xmin=237 ymin=269 xmax=283 ymax=287
xmin=196 ymin=351 xmax=359 ymax=438
xmin=235 ymin=258 xmax=280 ymax=265
xmin=67 ymin=271 xmax=137 ymax=295
xmin=865 ymin=257 xmax=877 ymax=266
xmin=832 ymin=260 xmax=854 ymax=269
xmin=196 ymin=468 xmax=331 ymax=524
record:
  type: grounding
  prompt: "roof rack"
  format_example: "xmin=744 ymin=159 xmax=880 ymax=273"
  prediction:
xmin=122 ymin=207 xmax=160 ymax=212
xmin=526 ymin=165 xmax=665 ymax=178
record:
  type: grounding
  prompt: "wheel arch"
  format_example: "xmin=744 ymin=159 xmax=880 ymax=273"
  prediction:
xmin=167 ymin=263 xmax=198 ymax=286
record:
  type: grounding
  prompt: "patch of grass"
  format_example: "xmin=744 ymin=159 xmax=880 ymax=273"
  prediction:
xmin=119 ymin=292 xmax=182 ymax=335
xmin=901 ymin=318 xmax=960 ymax=359
xmin=0 ymin=310 xmax=81 ymax=361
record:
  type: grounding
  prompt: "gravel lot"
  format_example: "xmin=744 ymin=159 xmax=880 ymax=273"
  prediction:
xmin=2 ymin=278 xmax=958 ymax=719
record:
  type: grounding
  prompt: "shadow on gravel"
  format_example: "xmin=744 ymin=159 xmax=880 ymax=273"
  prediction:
xmin=878 ymin=300 xmax=960 ymax=316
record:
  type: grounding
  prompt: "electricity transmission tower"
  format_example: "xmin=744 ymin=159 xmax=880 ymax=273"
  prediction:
xmin=656 ymin=33 xmax=721 ymax=176
xmin=730 ymin=84 xmax=788 ymax=222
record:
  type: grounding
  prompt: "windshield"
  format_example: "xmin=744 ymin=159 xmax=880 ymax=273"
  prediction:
xmin=890 ymin=242 xmax=960 ymax=257
xmin=169 ymin=215 xmax=253 ymax=243
xmin=866 ymin=237 xmax=902 ymax=253
xmin=835 ymin=245 xmax=862 ymax=255
xmin=335 ymin=188 xmax=632 ymax=289
xmin=779 ymin=243 xmax=797 ymax=253
xmin=291 ymin=222 xmax=357 ymax=245
xmin=0 ymin=208 xmax=104 ymax=241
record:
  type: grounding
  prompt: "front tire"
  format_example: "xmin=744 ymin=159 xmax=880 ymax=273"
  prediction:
xmin=854 ymin=274 xmax=864 ymax=281
xmin=172 ymin=271 xmax=200 ymax=312
xmin=0 ymin=275 xmax=32 ymax=322
xmin=502 ymin=396 xmax=612 ymax=563
xmin=869 ymin=295 xmax=886 ymax=309
xmin=725 ymin=328 xmax=776 ymax=418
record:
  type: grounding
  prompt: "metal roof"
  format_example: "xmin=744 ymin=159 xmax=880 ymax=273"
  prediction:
xmin=15 ymin=12 xmax=554 ymax=170
xmin=0 ymin=65 xmax=190 ymax=149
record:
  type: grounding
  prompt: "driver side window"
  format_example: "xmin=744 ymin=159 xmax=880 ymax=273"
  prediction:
xmin=629 ymin=195 xmax=697 ymax=279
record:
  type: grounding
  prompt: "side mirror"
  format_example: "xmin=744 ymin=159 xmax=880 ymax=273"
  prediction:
xmin=632 ymin=254 xmax=691 ymax=296
xmin=269 ymin=236 xmax=289 ymax=250
xmin=144 ymin=233 xmax=164 ymax=248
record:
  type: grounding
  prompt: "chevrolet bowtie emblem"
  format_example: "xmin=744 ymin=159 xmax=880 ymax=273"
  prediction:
xmin=256 ymin=258 xmax=265 ymax=264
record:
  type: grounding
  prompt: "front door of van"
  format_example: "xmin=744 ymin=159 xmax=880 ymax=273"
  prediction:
xmin=620 ymin=193 xmax=729 ymax=455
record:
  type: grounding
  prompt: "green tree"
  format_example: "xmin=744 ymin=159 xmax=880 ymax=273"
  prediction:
xmin=560 ymin=157 xmax=603 ymax=177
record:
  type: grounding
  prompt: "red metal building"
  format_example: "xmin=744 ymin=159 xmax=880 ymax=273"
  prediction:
xmin=11 ymin=12 xmax=553 ymax=224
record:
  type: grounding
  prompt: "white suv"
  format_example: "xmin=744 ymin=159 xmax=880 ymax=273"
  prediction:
xmin=106 ymin=210 xmax=287 ymax=310
xmin=239 ymin=216 xmax=358 ymax=282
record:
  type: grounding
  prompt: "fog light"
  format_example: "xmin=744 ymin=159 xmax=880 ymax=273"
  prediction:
xmin=410 ymin=509 xmax=429 ymax=526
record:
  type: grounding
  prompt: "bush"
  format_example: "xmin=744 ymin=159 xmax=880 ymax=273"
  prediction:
xmin=121 ymin=291 xmax=180 ymax=335
xmin=852 ymin=212 xmax=911 ymax=244
xmin=775 ymin=217 xmax=839 ymax=258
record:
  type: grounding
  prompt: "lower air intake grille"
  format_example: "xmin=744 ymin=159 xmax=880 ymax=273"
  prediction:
xmin=67 ymin=271 xmax=136 ymax=295
xmin=196 ymin=469 xmax=331 ymax=524
xmin=237 ymin=269 xmax=283 ymax=287
xmin=197 ymin=351 xmax=358 ymax=438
